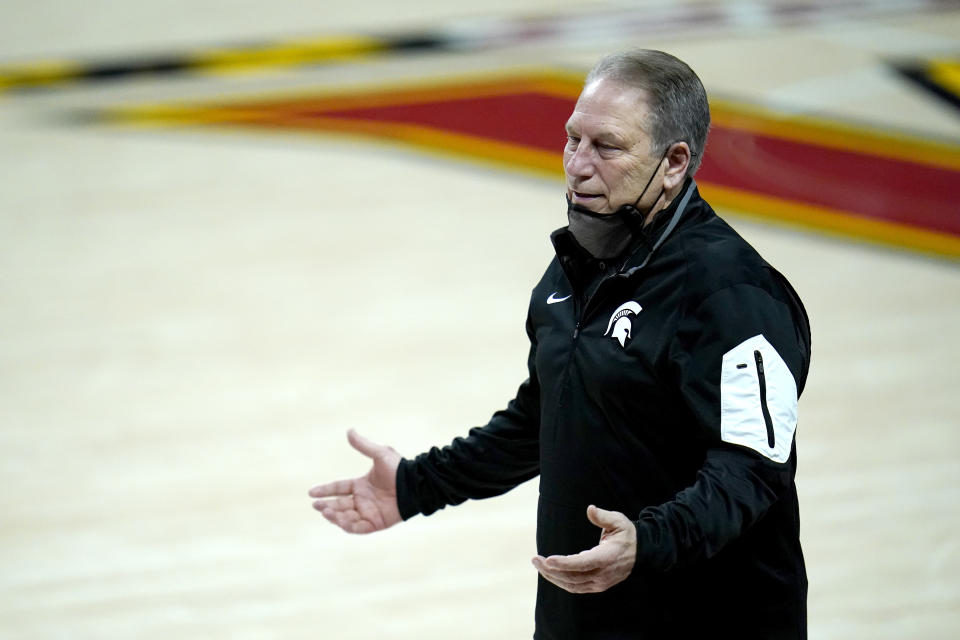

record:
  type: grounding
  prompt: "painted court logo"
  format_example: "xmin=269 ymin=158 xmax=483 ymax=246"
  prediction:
xmin=605 ymin=301 xmax=642 ymax=348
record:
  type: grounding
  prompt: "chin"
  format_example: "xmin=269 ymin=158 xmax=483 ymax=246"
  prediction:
xmin=571 ymin=196 xmax=609 ymax=213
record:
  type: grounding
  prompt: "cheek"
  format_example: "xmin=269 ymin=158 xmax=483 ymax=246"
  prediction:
xmin=622 ymin=162 xmax=655 ymax=192
xmin=595 ymin=164 xmax=624 ymax=192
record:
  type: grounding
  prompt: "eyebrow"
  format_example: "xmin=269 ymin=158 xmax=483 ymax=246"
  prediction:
xmin=565 ymin=122 xmax=626 ymax=144
xmin=596 ymin=134 xmax=626 ymax=146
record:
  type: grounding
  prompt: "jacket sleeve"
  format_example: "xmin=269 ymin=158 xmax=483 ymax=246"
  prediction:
xmin=395 ymin=314 xmax=542 ymax=520
xmin=633 ymin=279 xmax=811 ymax=570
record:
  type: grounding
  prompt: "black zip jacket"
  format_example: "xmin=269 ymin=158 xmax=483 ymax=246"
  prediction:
xmin=396 ymin=181 xmax=812 ymax=639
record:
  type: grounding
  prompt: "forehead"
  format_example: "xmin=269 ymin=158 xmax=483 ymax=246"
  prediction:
xmin=566 ymin=78 xmax=651 ymax=139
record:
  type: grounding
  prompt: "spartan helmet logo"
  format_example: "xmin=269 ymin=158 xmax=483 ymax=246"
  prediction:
xmin=604 ymin=301 xmax=642 ymax=348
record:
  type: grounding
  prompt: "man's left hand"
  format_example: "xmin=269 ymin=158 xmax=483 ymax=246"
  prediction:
xmin=531 ymin=505 xmax=637 ymax=594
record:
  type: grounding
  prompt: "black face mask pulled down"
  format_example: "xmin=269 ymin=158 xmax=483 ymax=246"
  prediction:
xmin=565 ymin=149 xmax=668 ymax=260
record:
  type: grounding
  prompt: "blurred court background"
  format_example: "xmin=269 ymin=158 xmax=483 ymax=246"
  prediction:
xmin=1 ymin=1 xmax=959 ymax=638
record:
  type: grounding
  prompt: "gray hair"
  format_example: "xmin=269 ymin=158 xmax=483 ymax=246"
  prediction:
xmin=585 ymin=49 xmax=710 ymax=176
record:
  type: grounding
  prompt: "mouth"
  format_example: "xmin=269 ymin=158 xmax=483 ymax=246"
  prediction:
xmin=571 ymin=191 xmax=603 ymax=203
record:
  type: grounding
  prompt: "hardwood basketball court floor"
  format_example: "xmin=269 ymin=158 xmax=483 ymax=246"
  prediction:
xmin=1 ymin=1 xmax=958 ymax=638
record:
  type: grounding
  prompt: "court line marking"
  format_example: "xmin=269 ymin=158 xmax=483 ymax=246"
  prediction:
xmin=1 ymin=0 xmax=952 ymax=93
xmin=93 ymin=67 xmax=960 ymax=261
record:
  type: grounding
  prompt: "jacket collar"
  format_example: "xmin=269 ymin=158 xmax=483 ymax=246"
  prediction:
xmin=622 ymin=177 xmax=698 ymax=275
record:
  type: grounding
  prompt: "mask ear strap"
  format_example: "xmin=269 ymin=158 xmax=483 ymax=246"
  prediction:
xmin=622 ymin=179 xmax=697 ymax=276
xmin=630 ymin=145 xmax=670 ymax=210
xmin=613 ymin=144 xmax=673 ymax=233
xmin=615 ymin=188 xmax=662 ymax=236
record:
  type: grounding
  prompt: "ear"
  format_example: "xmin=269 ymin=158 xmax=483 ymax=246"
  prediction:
xmin=662 ymin=142 xmax=691 ymax=191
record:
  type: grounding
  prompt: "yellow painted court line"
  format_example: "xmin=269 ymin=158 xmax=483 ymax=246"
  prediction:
xmin=190 ymin=36 xmax=387 ymax=74
xmin=0 ymin=36 xmax=391 ymax=92
xmin=99 ymin=67 xmax=582 ymax=117
xmin=0 ymin=59 xmax=84 ymax=91
xmin=701 ymin=183 xmax=960 ymax=260
xmin=928 ymin=59 xmax=960 ymax=98
xmin=107 ymin=103 xmax=270 ymax=127
xmin=215 ymin=71 xmax=584 ymax=112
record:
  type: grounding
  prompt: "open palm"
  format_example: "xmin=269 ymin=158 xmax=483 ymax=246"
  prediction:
xmin=309 ymin=429 xmax=402 ymax=534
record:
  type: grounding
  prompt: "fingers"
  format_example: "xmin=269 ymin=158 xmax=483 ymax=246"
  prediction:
xmin=346 ymin=428 xmax=384 ymax=459
xmin=317 ymin=504 xmax=363 ymax=532
xmin=307 ymin=430 xmax=386 ymax=499
xmin=312 ymin=495 xmax=355 ymax=512
xmin=308 ymin=478 xmax=355 ymax=498
xmin=312 ymin=496 xmax=377 ymax=534
xmin=586 ymin=504 xmax=615 ymax=528
xmin=586 ymin=504 xmax=628 ymax=532
xmin=531 ymin=555 xmax=600 ymax=579
xmin=531 ymin=506 xmax=637 ymax=594
xmin=532 ymin=550 xmax=624 ymax=594
xmin=308 ymin=430 xmax=401 ymax=535
xmin=536 ymin=546 xmax=609 ymax=573
xmin=532 ymin=555 xmax=604 ymax=593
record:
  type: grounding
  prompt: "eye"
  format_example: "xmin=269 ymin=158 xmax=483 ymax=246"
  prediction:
xmin=566 ymin=135 xmax=580 ymax=147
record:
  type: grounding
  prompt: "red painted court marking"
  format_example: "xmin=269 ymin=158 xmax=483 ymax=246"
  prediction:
xmin=699 ymin=127 xmax=960 ymax=237
xmin=317 ymin=93 xmax=570 ymax=154
xmin=236 ymin=87 xmax=960 ymax=239
xmin=111 ymin=72 xmax=960 ymax=258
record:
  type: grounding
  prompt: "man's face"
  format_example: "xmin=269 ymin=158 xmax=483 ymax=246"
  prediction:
xmin=564 ymin=78 xmax=663 ymax=214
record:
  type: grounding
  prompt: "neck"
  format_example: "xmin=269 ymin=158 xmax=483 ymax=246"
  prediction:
xmin=641 ymin=179 xmax=685 ymax=227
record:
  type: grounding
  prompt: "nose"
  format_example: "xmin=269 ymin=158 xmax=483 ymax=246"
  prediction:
xmin=564 ymin=142 xmax=594 ymax=180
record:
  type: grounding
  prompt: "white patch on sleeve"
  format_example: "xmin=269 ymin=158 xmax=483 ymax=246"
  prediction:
xmin=720 ymin=334 xmax=798 ymax=463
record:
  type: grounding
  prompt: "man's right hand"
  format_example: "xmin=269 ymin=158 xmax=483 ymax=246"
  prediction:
xmin=308 ymin=429 xmax=402 ymax=534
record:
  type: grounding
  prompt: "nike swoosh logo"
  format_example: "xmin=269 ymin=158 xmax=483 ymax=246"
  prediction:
xmin=547 ymin=292 xmax=572 ymax=304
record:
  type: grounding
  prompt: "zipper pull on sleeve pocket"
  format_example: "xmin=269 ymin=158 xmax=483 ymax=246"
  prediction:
xmin=754 ymin=350 xmax=775 ymax=448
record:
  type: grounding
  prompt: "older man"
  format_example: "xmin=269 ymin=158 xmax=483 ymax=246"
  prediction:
xmin=310 ymin=49 xmax=811 ymax=639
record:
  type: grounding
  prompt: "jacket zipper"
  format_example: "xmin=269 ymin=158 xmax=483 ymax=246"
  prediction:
xmin=572 ymin=287 xmax=582 ymax=339
xmin=754 ymin=350 xmax=775 ymax=448
xmin=544 ymin=296 xmax=582 ymax=445
xmin=578 ymin=273 xmax=618 ymax=334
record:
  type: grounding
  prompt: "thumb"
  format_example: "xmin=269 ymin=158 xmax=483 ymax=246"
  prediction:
xmin=586 ymin=504 xmax=621 ymax=531
xmin=346 ymin=428 xmax=383 ymax=459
